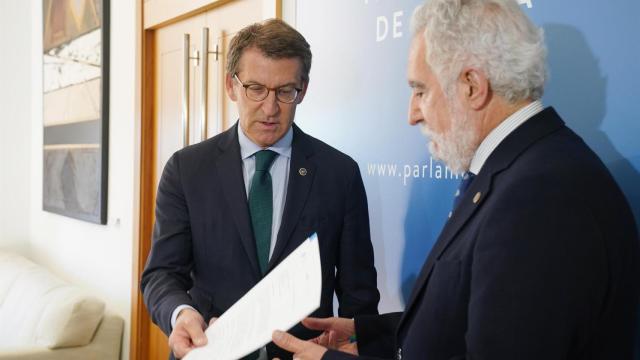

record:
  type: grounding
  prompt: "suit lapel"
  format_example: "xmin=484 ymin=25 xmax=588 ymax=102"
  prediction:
xmin=397 ymin=107 xmax=565 ymax=333
xmin=268 ymin=124 xmax=316 ymax=271
xmin=216 ymin=123 xmax=261 ymax=280
xmin=398 ymin=173 xmax=492 ymax=331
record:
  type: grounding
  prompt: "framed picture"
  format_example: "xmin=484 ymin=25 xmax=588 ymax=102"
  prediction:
xmin=42 ymin=0 xmax=109 ymax=224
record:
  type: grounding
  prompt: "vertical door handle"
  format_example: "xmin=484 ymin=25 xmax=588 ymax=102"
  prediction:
xmin=182 ymin=33 xmax=191 ymax=148
xmin=201 ymin=28 xmax=209 ymax=141
xmin=201 ymin=27 xmax=221 ymax=141
xmin=216 ymin=30 xmax=225 ymax=134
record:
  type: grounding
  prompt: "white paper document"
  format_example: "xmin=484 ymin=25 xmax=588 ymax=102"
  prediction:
xmin=184 ymin=234 xmax=322 ymax=360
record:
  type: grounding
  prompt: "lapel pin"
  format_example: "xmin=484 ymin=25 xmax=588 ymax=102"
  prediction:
xmin=473 ymin=192 xmax=482 ymax=204
xmin=298 ymin=168 xmax=308 ymax=176
xmin=448 ymin=211 xmax=453 ymax=219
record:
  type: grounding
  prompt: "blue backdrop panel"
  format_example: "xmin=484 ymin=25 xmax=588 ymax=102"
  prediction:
xmin=295 ymin=0 xmax=640 ymax=350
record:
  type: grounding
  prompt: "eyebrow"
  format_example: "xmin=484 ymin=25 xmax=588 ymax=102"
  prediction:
xmin=408 ymin=80 xmax=425 ymax=89
xmin=277 ymin=82 xmax=300 ymax=88
xmin=241 ymin=78 xmax=300 ymax=88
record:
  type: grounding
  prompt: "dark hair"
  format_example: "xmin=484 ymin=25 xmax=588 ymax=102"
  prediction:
xmin=227 ymin=19 xmax=312 ymax=82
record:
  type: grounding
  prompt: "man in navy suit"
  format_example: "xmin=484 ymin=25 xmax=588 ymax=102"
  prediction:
xmin=141 ymin=19 xmax=379 ymax=360
xmin=272 ymin=1 xmax=639 ymax=359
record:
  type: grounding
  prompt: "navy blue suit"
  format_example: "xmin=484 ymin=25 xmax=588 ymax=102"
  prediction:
xmin=325 ymin=108 xmax=639 ymax=360
xmin=142 ymin=123 xmax=380 ymax=359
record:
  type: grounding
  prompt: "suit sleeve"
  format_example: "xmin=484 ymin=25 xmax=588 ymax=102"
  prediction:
xmin=463 ymin=175 xmax=609 ymax=359
xmin=335 ymin=163 xmax=380 ymax=317
xmin=321 ymin=313 xmax=402 ymax=360
xmin=140 ymin=153 xmax=196 ymax=336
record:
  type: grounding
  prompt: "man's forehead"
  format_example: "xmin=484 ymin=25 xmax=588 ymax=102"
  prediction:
xmin=238 ymin=70 xmax=302 ymax=87
xmin=407 ymin=39 xmax=430 ymax=86
xmin=410 ymin=33 xmax=427 ymax=51
xmin=238 ymin=50 xmax=302 ymax=83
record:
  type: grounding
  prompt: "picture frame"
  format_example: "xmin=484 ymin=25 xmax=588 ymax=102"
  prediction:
xmin=42 ymin=0 xmax=110 ymax=224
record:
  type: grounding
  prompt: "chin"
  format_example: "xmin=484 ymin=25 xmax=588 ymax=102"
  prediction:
xmin=428 ymin=140 xmax=472 ymax=175
xmin=257 ymin=135 xmax=278 ymax=147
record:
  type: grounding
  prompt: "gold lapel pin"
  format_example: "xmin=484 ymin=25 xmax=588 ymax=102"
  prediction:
xmin=473 ymin=192 xmax=482 ymax=204
xmin=299 ymin=168 xmax=308 ymax=176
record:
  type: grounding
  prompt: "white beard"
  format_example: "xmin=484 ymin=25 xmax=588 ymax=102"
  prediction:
xmin=420 ymin=101 xmax=479 ymax=174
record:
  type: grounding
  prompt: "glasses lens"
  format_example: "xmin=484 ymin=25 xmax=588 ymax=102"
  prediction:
xmin=276 ymin=87 xmax=298 ymax=103
xmin=246 ymin=84 xmax=268 ymax=101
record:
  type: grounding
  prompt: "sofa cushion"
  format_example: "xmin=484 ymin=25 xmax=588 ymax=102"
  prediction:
xmin=0 ymin=253 xmax=105 ymax=349
xmin=0 ymin=252 xmax=38 ymax=306
xmin=36 ymin=286 xmax=105 ymax=348
xmin=0 ymin=266 xmax=65 ymax=347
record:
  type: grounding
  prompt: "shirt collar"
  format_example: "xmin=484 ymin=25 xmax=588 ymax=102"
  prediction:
xmin=469 ymin=100 xmax=544 ymax=175
xmin=238 ymin=124 xmax=293 ymax=160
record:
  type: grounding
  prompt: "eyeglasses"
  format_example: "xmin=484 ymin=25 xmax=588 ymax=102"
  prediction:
xmin=233 ymin=74 xmax=302 ymax=104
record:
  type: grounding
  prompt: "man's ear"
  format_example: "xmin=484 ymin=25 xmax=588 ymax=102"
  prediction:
xmin=459 ymin=68 xmax=490 ymax=110
xmin=295 ymin=80 xmax=309 ymax=104
xmin=225 ymin=73 xmax=238 ymax=102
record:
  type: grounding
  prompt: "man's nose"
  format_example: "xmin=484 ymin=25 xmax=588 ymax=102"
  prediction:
xmin=408 ymin=114 xmax=423 ymax=126
xmin=261 ymin=91 xmax=280 ymax=116
xmin=408 ymin=99 xmax=423 ymax=126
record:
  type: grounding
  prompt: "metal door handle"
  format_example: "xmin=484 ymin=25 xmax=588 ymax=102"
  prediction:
xmin=201 ymin=28 xmax=208 ymax=141
xmin=201 ymin=27 xmax=221 ymax=141
xmin=182 ymin=33 xmax=191 ymax=148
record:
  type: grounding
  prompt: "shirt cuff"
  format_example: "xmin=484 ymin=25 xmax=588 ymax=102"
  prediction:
xmin=171 ymin=304 xmax=197 ymax=330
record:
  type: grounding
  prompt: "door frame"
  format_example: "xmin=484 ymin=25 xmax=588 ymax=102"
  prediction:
xmin=131 ymin=1 xmax=282 ymax=359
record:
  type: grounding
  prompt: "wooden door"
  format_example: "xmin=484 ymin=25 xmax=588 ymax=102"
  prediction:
xmin=202 ymin=0 xmax=268 ymax=135
xmin=133 ymin=1 xmax=281 ymax=359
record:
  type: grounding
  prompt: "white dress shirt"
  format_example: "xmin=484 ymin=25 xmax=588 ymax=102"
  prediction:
xmin=469 ymin=100 xmax=544 ymax=175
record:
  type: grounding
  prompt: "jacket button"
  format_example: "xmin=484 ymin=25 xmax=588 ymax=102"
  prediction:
xmin=397 ymin=348 xmax=402 ymax=360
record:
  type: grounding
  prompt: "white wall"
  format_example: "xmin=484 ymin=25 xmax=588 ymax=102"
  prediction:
xmin=1 ymin=1 xmax=141 ymax=359
xmin=0 ymin=0 xmax=32 ymax=253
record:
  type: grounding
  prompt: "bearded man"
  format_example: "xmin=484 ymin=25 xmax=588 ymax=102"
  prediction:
xmin=271 ymin=0 xmax=640 ymax=359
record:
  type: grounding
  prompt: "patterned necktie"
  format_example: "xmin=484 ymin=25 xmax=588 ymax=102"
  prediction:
xmin=452 ymin=171 xmax=476 ymax=212
xmin=248 ymin=150 xmax=278 ymax=274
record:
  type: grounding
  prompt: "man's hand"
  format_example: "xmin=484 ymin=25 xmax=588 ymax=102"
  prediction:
xmin=303 ymin=317 xmax=358 ymax=355
xmin=272 ymin=330 xmax=328 ymax=360
xmin=168 ymin=308 xmax=207 ymax=359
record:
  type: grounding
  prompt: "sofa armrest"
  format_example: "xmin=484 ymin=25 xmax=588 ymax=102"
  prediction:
xmin=0 ymin=314 xmax=124 ymax=360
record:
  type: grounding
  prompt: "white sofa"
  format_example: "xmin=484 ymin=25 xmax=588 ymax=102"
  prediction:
xmin=0 ymin=251 xmax=123 ymax=360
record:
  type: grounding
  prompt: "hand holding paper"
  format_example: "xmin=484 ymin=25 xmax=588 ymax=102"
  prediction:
xmin=169 ymin=308 xmax=207 ymax=358
xmin=184 ymin=234 xmax=322 ymax=360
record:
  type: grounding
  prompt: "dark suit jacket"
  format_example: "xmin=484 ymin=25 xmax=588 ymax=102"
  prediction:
xmin=325 ymin=108 xmax=640 ymax=360
xmin=141 ymin=123 xmax=380 ymax=359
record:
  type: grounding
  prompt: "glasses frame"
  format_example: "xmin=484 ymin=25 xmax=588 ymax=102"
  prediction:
xmin=233 ymin=73 xmax=302 ymax=104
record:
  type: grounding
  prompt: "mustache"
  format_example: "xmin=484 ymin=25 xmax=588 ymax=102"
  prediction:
xmin=419 ymin=123 xmax=435 ymax=139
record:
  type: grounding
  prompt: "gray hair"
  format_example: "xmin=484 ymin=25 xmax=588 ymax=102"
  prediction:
xmin=411 ymin=0 xmax=547 ymax=103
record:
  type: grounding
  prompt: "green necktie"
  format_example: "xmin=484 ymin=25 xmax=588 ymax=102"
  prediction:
xmin=249 ymin=150 xmax=278 ymax=274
